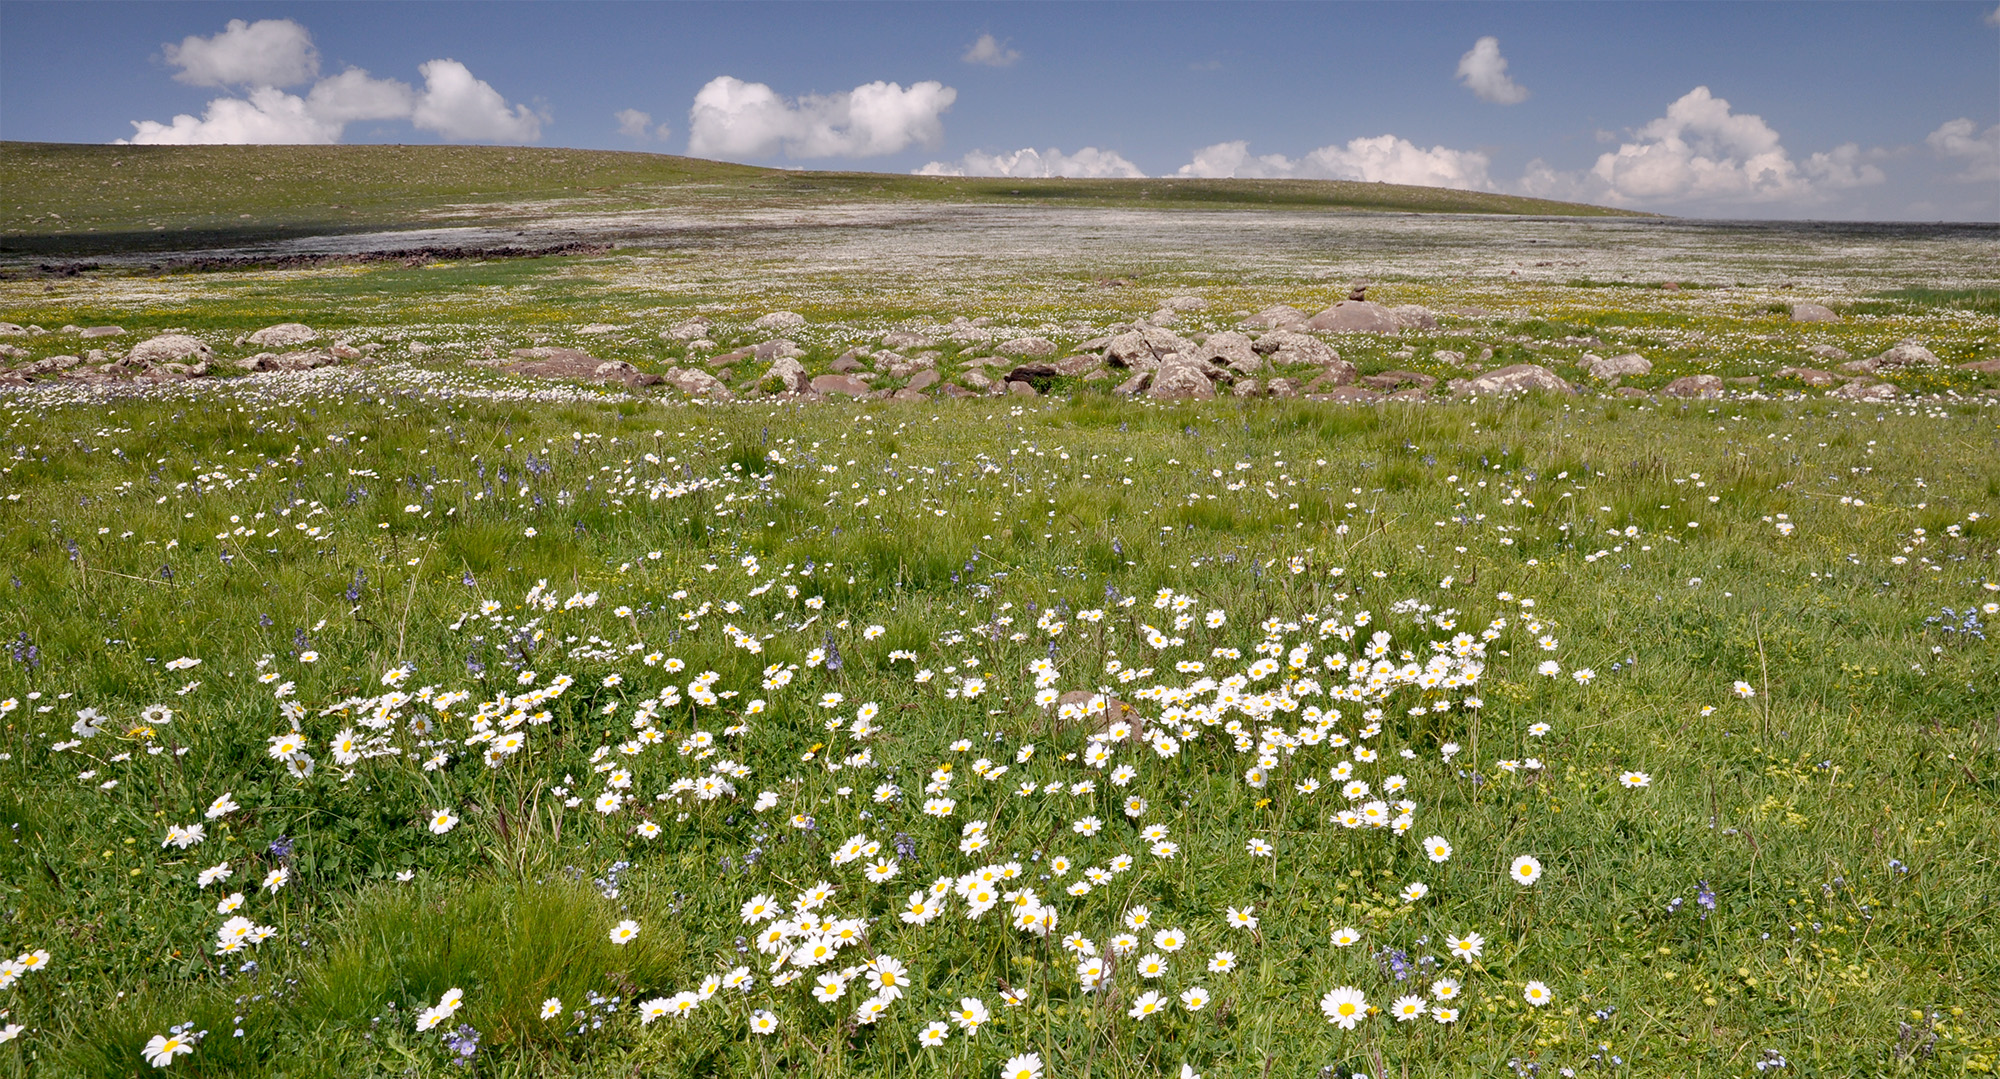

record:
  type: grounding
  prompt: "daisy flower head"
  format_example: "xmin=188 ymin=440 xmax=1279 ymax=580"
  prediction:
xmin=1319 ymin=986 xmax=1368 ymax=1029
xmin=749 ymin=1009 xmax=779 ymax=1035
xmin=143 ymin=1032 xmax=196 ymax=1068
xmin=205 ymin=793 xmax=239 ymax=820
xmin=1620 ymin=770 xmax=1652 ymax=788
xmin=1181 ymin=985 xmax=1211 ymax=1011
xmin=1391 ymin=994 xmax=1427 ymax=1022
xmin=1431 ymin=1005 xmax=1459 ymax=1024
xmin=1524 ymin=980 xmax=1553 ymax=1007
xmin=540 ymin=997 xmax=563 ymax=1020
xmin=1447 ymin=931 xmax=1484 ymax=962
xmin=951 ymin=997 xmax=989 ymax=1034
xmin=609 ymin=919 xmax=641 ymax=945
xmin=1511 ymin=854 xmax=1544 ymax=886
xmin=1330 ymin=926 xmax=1361 ymax=948
xmin=1431 ymin=977 xmax=1461 ymax=1000
xmin=1209 ymin=950 xmax=1237 ymax=973
xmin=1227 ymin=905 xmax=1259 ymax=930
xmin=428 ymin=809 xmax=459 ymax=835
xmin=1246 ymin=837 xmax=1273 ymax=857
xmin=1733 ymin=680 xmax=1756 ymax=699
xmin=1400 ymin=882 xmax=1429 ymax=903
xmin=918 ymin=1021 xmax=949 ymax=1047
xmin=261 ymin=866 xmax=289 ymax=893
xmin=1127 ymin=990 xmax=1167 ymax=1020
xmin=1423 ymin=835 xmax=1453 ymax=863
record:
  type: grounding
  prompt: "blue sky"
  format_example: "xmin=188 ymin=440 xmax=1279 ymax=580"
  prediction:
xmin=3 ymin=2 xmax=1996 ymax=219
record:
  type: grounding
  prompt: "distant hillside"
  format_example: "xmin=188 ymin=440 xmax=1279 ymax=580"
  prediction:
xmin=0 ymin=142 xmax=1652 ymax=257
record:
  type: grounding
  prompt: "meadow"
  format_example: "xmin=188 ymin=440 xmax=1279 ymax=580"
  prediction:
xmin=0 ymin=143 xmax=1996 ymax=1079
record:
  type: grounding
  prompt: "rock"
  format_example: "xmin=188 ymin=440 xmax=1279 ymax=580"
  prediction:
xmin=246 ymin=323 xmax=319 ymax=347
xmin=1790 ymin=303 xmax=1838 ymax=323
xmin=329 ymin=344 xmax=364 ymax=362
xmin=1113 ymin=372 xmax=1151 ymax=396
xmin=1360 ymin=370 xmax=1437 ymax=392
xmin=1806 ymin=344 xmax=1850 ymax=362
xmin=998 ymin=336 xmax=1057 ymax=358
xmin=1390 ymin=305 xmax=1437 ymax=331
xmin=666 ymin=367 xmax=731 ymax=399
xmin=1238 ymin=304 xmax=1308 ymax=331
xmin=941 ymin=383 xmax=979 ymax=398
xmin=1142 ymin=309 xmax=1180 ymax=327
xmin=1832 ymin=380 xmax=1898 ymax=401
xmin=576 ymin=324 xmax=623 ymax=336
xmin=127 ymin=333 xmax=212 ymax=366
xmin=1301 ymin=368 xmax=1358 ymax=394
xmin=79 ymin=326 xmax=125 ymax=338
xmin=881 ymin=330 xmax=934 ymax=349
xmin=1957 ymin=358 xmax=2000 ymax=374
xmin=1662 ymin=374 xmax=1724 ymax=399
xmin=0 ymin=323 xmax=23 ymax=336
xmin=752 ymin=311 xmax=806 ymax=333
xmin=1253 ymin=330 xmax=1342 ymax=368
xmin=593 ymin=360 xmax=644 ymax=384
xmin=506 ymin=347 xmax=602 ymax=378
xmin=1583 ymin=353 xmax=1652 ymax=380
xmin=1053 ymin=354 xmax=1104 ymax=376
xmin=240 ymin=349 xmax=337 ymax=372
xmin=1837 ymin=359 xmax=1874 ymax=375
xmin=664 ymin=317 xmax=711 ymax=341
xmin=1451 ymin=363 xmax=1575 ymax=396
xmin=961 ymin=371 xmax=993 ymax=391
xmin=0 ymin=344 xmax=26 ymax=360
xmin=753 ymin=339 xmax=804 ymax=362
xmin=1146 ymin=358 xmax=1216 ymax=400
xmin=1869 ymin=341 xmax=1941 ymax=368
xmin=764 ymin=356 xmax=810 ymax=393
xmin=1773 ymin=366 xmax=1841 ymax=386
xmin=1432 ymin=349 xmax=1467 ymax=367
xmin=1266 ymin=377 xmax=1300 ymax=398
xmin=830 ymin=354 xmax=866 ymax=374
xmin=1160 ymin=294 xmax=1209 ymax=311
xmin=1006 ymin=363 xmax=1062 ymax=391
xmin=1083 ymin=368 xmax=1111 ymax=381
xmin=1192 ymin=330 xmax=1261 ymax=373
xmin=905 ymin=369 xmax=940 ymax=392
xmin=1103 ymin=327 xmax=1196 ymax=370
xmin=1305 ymin=300 xmax=1401 ymax=334
xmin=21 ymin=355 xmax=82 ymax=375
xmin=1308 ymin=385 xmax=1384 ymax=404
xmin=1008 ymin=380 xmax=1040 ymax=397
xmin=891 ymin=388 xmax=929 ymax=401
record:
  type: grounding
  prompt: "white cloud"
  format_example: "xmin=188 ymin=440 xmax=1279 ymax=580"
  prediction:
xmin=688 ymin=76 xmax=956 ymax=159
xmin=1987 ymin=4 xmax=2000 ymax=27
xmin=163 ymin=18 xmax=319 ymax=87
xmin=1455 ymin=36 xmax=1528 ymax=105
xmin=121 ymin=86 xmax=339 ymax=145
xmin=1176 ymin=137 xmax=1494 ymax=190
xmin=916 ymin=146 xmax=1144 ymax=178
xmin=411 ymin=59 xmax=542 ymax=143
xmin=1583 ymin=86 xmax=1879 ymax=205
xmin=1926 ymin=118 xmax=2000 ymax=182
xmin=616 ymin=108 xmax=671 ymax=141
xmin=304 ymin=68 xmax=416 ymax=124
xmin=962 ymin=33 xmax=1021 ymax=67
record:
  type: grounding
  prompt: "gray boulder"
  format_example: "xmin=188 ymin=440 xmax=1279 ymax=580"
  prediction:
xmin=1662 ymin=374 xmax=1724 ymax=399
xmin=1773 ymin=366 xmax=1840 ymax=387
xmin=1584 ymin=353 xmax=1652 ymax=380
xmin=1390 ymin=305 xmax=1437 ymax=331
xmin=1451 ymin=363 xmax=1574 ymax=396
xmin=1806 ymin=343 xmax=1851 ymax=362
xmin=998 ymin=336 xmax=1057 ymax=358
xmin=1253 ymin=330 xmax=1339 ymax=366
xmin=1238 ymin=304 xmax=1308 ymax=331
xmin=1145 ymin=358 xmax=1216 ymax=400
xmin=127 ymin=334 xmax=212 ymax=366
xmin=764 ymin=356 xmax=809 ymax=393
xmin=1305 ymin=301 xmax=1401 ymax=334
xmin=246 ymin=323 xmax=319 ymax=347
xmin=0 ymin=323 xmax=24 ymax=336
xmin=666 ymin=367 xmax=731 ymax=398
xmin=1790 ymin=303 xmax=1838 ymax=323
xmin=753 ymin=339 xmax=804 ymax=362
xmin=1870 ymin=341 xmax=1940 ymax=368
xmin=1103 ymin=327 xmax=1195 ymax=370
xmin=752 ymin=311 xmax=806 ymax=333
xmin=1160 ymin=294 xmax=1209 ymax=311
xmin=1832 ymin=380 xmax=1898 ymax=401
xmin=1193 ymin=331 xmax=1260 ymax=373
xmin=663 ymin=317 xmax=711 ymax=341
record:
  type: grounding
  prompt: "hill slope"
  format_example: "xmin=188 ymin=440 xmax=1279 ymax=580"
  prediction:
xmin=1 ymin=142 xmax=1649 ymax=257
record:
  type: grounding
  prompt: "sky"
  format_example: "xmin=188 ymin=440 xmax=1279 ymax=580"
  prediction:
xmin=2 ymin=2 xmax=1996 ymax=221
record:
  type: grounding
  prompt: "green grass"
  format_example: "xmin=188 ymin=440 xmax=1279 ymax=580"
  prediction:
xmin=0 ymin=386 xmax=1995 ymax=1078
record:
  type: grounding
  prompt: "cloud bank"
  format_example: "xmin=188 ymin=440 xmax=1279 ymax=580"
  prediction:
xmin=1456 ymin=36 xmax=1528 ymax=104
xmin=916 ymin=146 xmax=1143 ymax=178
xmin=1926 ymin=117 xmax=2000 ymax=182
xmin=615 ymin=108 xmax=672 ymax=141
xmin=961 ymin=33 xmax=1022 ymax=67
xmin=688 ymin=76 xmax=955 ymax=159
xmin=1176 ymin=136 xmax=1495 ymax=190
xmin=124 ymin=19 xmax=540 ymax=145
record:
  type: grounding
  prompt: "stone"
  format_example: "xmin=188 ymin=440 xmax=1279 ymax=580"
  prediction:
xmin=1773 ymin=366 xmax=1841 ymax=386
xmin=1451 ymin=363 xmax=1575 ymax=396
xmin=752 ymin=311 xmax=806 ymax=332
xmin=127 ymin=333 xmax=213 ymax=366
xmin=1869 ymin=341 xmax=1941 ymax=368
xmin=1008 ymin=380 xmax=1040 ymax=397
xmin=506 ymin=347 xmax=602 ymax=378
xmin=1583 ymin=353 xmax=1652 ymax=380
xmin=246 ymin=323 xmax=318 ymax=347
xmin=1113 ymin=372 xmax=1151 ymax=396
xmin=0 ymin=323 xmax=23 ymax=336
xmin=708 ymin=346 xmax=754 ymax=368
xmin=79 ymin=326 xmax=125 ymax=338
xmin=891 ymin=388 xmax=929 ymax=401
xmin=1238 ymin=304 xmax=1308 ymax=331
xmin=753 ymin=339 xmax=804 ymax=362
xmin=941 ymin=383 xmax=979 ymax=398
xmin=830 ymin=355 xmax=866 ymax=374
xmin=764 ymin=356 xmax=809 ymax=393
xmin=1806 ymin=344 xmax=1850 ymax=362
xmin=1231 ymin=379 xmax=1261 ymax=398
xmin=1143 ymin=309 xmax=1180 ymax=327
xmin=1790 ymin=303 xmax=1839 ymax=323
xmin=1103 ymin=327 xmax=1196 ymax=370
xmin=666 ymin=367 xmax=731 ymax=399
xmin=1006 ymin=363 xmax=1061 ymax=391
xmin=241 ymin=349 xmax=337 ymax=372
xmin=21 ymin=355 xmax=82 ymax=375
xmin=664 ymin=317 xmax=711 ymax=341
xmin=1160 ymin=294 xmax=1209 ymax=311
xmin=1053 ymin=354 xmax=1103 ymax=376
xmin=592 ymin=360 xmax=645 ymax=385
xmin=1360 ymin=370 xmax=1437 ymax=392
xmin=1662 ymin=374 xmax=1724 ymax=399
xmin=881 ymin=330 xmax=934 ymax=349
xmin=905 ymin=369 xmax=940 ymax=392
xmin=1432 ymin=349 xmax=1467 ymax=367
xmin=1083 ymin=368 xmax=1111 ymax=381
xmin=1832 ymin=380 xmax=1898 ymax=401
xmin=961 ymin=370 xmax=993 ymax=391
xmin=1253 ymin=330 xmax=1341 ymax=368
xmin=1308 ymin=385 xmax=1384 ymax=404
xmin=998 ymin=336 xmax=1057 ymax=358
xmin=1145 ymin=358 xmax=1215 ymax=400
xmin=1192 ymin=330 xmax=1260 ymax=373
xmin=576 ymin=323 xmax=623 ymax=336
xmin=1957 ymin=358 xmax=2000 ymax=374
xmin=1390 ymin=305 xmax=1438 ymax=331
xmin=1305 ymin=300 xmax=1400 ymax=334
xmin=1266 ymin=377 xmax=1300 ymax=398
xmin=1614 ymin=386 xmax=1651 ymax=397
xmin=0 ymin=344 xmax=26 ymax=360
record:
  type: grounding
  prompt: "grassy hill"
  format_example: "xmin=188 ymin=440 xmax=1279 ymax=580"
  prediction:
xmin=0 ymin=142 xmax=1649 ymax=258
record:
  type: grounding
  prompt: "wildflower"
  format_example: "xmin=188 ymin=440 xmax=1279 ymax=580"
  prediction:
xmin=637 ymin=998 xmax=671 ymax=1024
xmin=1319 ymin=986 xmax=1368 ymax=1029
xmin=1511 ymin=855 xmax=1544 ymax=886
xmin=748 ymin=1009 xmax=779 ymax=1035
xmin=1446 ymin=931 xmax=1484 ymax=962
xmin=1180 ymin=986 xmax=1211 ymax=1011
xmin=918 ymin=1021 xmax=949 ymax=1047
xmin=539 ymin=998 xmax=562 ymax=1020
xmin=197 ymin=863 xmax=231 ymax=888
xmin=1246 ymin=837 xmax=1273 ymax=857
xmin=1423 ymin=836 xmax=1453 ymax=862
xmin=1431 ymin=977 xmax=1460 ymax=1000
xmin=1524 ymin=980 xmax=1553 ymax=1006
xmin=162 ymin=823 xmax=206 ymax=850
xmin=143 ymin=1032 xmax=196 ymax=1067
xmin=1401 ymin=882 xmax=1429 ymax=903
xmin=1136 ymin=953 xmax=1168 ymax=979
xmin=1620 ymin=770 xmax=1652 ymax=788
xmin=261 ymin=867 xmax=288 ymax=893
xmin=1209 ymin=951 xmax=1237 ymax=973
xmin=429 ymin=809 xmax=459 ymax=835
xmin=1127 ymin=990 xmax=1167 ymax=1020
xmin=1331 ymin=926 xmax=1361 ymax=948
xmin=1431 ymin=1005 xmax=1459 ymax=1024
xmin=609 ymin=919 xmax=641 ymax=945
xmin=950 ymin=997 xmax=989 ymax=1035
xmin=1391 ymin=995 xmax=1427 ymax=1021
xmin=1001 ymin=1052 xmax=1045 ymax=1079
xmin=1227 ymin=905 xmax=1258 ymax=930
xmin=205 ymin=793 xmax=239 ymax=820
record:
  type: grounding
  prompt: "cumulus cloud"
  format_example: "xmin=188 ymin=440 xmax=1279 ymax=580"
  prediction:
xmin=1987 ymin=4 xmax=2000 ymax=26
xmin=962 ymin=33 xmax=1021 ymax=67
xmin=688 ymin=76 xmax=955 ymax=159
xmin=916 ymin=146 xmax=1143 ymax=178
xmin=163 ymin=17 xmax=319 ymax=87
xmin=1582 ymin=86 xmax=1879 ymax=205
xmin=411 ymin=59 xmax=542 ymax=142
xmin=615 ymin=108 xmax=671 ymax=141
xmin=303 ymin=68 xmax=417 ymax=124
xmin=1455 ymin=36 xmax=1528 ymax=105
xmin=1926 ymin=117 xmax=2000 ymax=182
xmin=1176 ymin=137 xmax=1494 ymax=190
xmin=122 ymin=86 xmax=340 ymax=145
